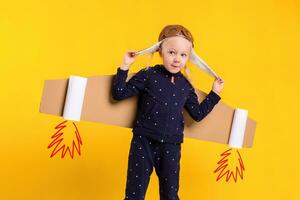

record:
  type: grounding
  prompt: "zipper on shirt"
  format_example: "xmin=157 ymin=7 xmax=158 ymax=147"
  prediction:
xmin=161 ymin=104 xmax=170 ymax=143
xmin=171 ymin=75 xmax=175 ymax=84
xmin=161 ymin=77 xmax=176 ymax=142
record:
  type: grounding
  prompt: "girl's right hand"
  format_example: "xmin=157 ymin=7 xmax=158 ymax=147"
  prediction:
xmin=120 ymin=50 xmax=137 ymax=70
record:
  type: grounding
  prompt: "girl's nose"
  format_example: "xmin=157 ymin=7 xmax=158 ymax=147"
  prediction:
xmin=174 ymin=55 xmax=181 ymax=62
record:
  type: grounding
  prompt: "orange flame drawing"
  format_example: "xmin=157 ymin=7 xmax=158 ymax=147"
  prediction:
xmin=214 ymin=148 xmax=245 ymax=182
xmin=47 ymin=120 xmax=83 ymax=159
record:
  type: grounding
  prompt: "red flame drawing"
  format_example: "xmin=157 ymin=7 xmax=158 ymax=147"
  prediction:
xmin=214 ymin=148 xmax=245 ymax=182
xmin=47 ymin=120 xmax=83 ymax=159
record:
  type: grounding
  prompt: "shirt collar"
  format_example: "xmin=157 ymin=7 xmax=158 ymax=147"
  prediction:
xmin=157 ymin=64 xmax=183 ymax=77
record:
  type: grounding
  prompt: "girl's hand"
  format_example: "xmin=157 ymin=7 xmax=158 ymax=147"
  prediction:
xmin=120 ymin=50 xmax=137 ymax=70
xmin=212 ymin=77 xmax=225 ymax=95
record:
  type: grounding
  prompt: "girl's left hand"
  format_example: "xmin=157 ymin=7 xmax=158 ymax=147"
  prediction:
xmin=212 ymin=77 xmax=225 ymax=95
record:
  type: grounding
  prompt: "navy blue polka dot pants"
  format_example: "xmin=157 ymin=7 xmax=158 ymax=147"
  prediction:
xmin=124 ymin=134 xmax=181 ymax=200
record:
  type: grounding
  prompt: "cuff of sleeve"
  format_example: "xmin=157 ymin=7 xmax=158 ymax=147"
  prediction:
xmin=117 ymin=67 xmax=129 ymax=74
xmin=208 ymin=90 xmax=221 ymax=102
xmin=117 ymin=67 xmax=129 ymax=79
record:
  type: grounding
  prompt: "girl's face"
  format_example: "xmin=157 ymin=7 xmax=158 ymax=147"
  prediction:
xmin=160 ymin=36 xmax=192 ymax=74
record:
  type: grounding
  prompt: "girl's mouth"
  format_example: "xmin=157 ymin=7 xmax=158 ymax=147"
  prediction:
xmin=171 ymin=64 xmax=180 ymax=68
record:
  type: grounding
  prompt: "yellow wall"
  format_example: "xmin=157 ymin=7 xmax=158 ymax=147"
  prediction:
xmin=1 ymin=0 xmax=299 ymax=199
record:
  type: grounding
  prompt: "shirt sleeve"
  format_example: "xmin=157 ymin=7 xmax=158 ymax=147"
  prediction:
xmin=111 ymin=67 xmax=148 ymax=100
xmin=184 ymin=87 xmax=221 ymax=122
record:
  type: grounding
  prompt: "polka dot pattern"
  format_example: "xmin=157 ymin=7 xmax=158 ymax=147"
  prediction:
xmin=124 ymin=134 xmax=181 ymax=200
xmin=112 ymin=64 xmax=221 ymax=144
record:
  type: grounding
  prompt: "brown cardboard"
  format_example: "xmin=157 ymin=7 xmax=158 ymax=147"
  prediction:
xmin=39 ymin=74 xmax=257 ymax=148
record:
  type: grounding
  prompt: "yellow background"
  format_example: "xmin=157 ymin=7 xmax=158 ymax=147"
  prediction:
xmin=1 ymin=0 xmax=299 ymax=199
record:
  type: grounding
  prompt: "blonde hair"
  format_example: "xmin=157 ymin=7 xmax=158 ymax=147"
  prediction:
xmin=182 ymin=64 xmax=194 ymax=86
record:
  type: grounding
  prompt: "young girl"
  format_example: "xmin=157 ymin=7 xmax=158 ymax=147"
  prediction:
xmin=112 ymin=24 xmax=224 ymax=200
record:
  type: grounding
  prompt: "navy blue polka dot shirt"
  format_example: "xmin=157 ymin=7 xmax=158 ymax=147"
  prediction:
xmin=112 ymin=64 xmax=221 ymax=144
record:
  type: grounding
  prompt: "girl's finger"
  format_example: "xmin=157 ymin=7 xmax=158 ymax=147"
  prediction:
xmin=129 ymin=52 xmax=136 ymax=57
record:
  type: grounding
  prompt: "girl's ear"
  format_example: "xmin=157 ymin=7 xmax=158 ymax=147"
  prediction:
xmin=188 ymin=46 xmax=192 ymax=58
xmin=157 ymin=42 xmax=164 ymax=57
xmin=158 ymin=47 xmax=162 ymax=57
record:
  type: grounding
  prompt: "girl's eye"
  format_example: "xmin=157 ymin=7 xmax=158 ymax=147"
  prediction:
xmin=169 ymin=51 xmax=175 ymax=55
xmin=181 ymin=54 xmax=187 ymax=57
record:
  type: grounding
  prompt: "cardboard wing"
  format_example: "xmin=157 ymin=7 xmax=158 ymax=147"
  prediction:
xmin=39 ymin=74 xmax=257 ymax=148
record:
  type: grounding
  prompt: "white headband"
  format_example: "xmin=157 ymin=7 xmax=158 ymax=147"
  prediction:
xmin=135 ymin=39 xmax=219 ymax=78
